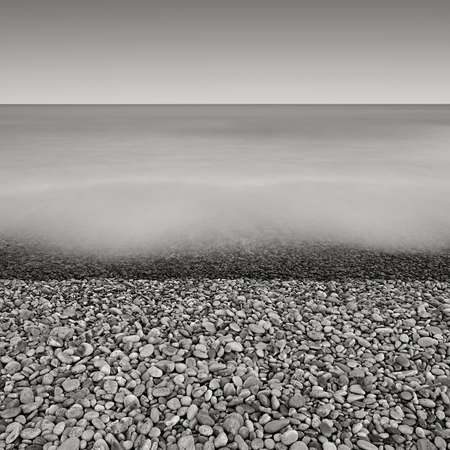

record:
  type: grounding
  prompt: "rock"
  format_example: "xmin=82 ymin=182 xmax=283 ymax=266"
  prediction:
xmin=417 ymin=438 xmax=437 ymax=450
xmin=124 ymin=394 xmax=140 ymax=409
xmin=186 ymin=404 xmax=199 ymax=420
xmin=199 ymin=425 xmax=214 ymax=436
xmin=250 ymin=438 xmax=264 ymax=449
xmin=20 ymin=427 xmax=41 ymax=439
xmin=92 ymin=439 xmax=109 ymax=450
xmin=311 ymin=386 xmax=330 ymax=398
xmin=235 ymin=435 xmax=249 ymax=450
xmin=104 ymin=379 xmax=119 ymax=394
xmin=249 ymin=323 xmax=265 ymax=334
xmin=58 ymin=437 xmax=81 ymax=450
xmin=0 ymin=407 xmax=21 ymax=419
xmin=349 ymin=385 xmax=365 ymax=395
xmin=419 ymin=398 xmax=436 ymax=408
xmin=323 ymin=443 xmax=338 ymax=450
xmin=264 ymin=419 xmax=290 ymax=434
xmin=193 ymin=344 xmax=208 ymax=358
xmin=319 ymin=419 xmax=334 ymax=437
xmin=5 ymin=360 xmax=21 ymax=374
xmin=290 ymin=443 xmax=308 ymax=450
xmin=57 ymin=350 xmax=74 ymax=364
xmin=139 ymin=344 xmax=154 ymax=357
xmin=281 ymin=430 xmax=298 ymax=445
xmin=122 ymin=334 xmax=140 ymax=344
xmin=418 ymin=337 xmax=438 ymax=348
xmin=5 ymin=422 xmax=22 ymax=444
xmin=148 ymin=366 xmax=163 ymax=378
xmin=226 ymin=341 xmax=244 ymax=352
xmin=223 ymin=412 xmax=244 ymax=435
xmin=106 ymin=433 xmax=126 ymax=450
xmin=289 ymin=394 xmax=306 ymax=408
xmin=395 ymin=355 xmax=410 ymax=367
xmin=197 ymin=410 xmax=215 ymax=426
xmin=152 ymin=386 xmax=172 ymax=397
xmin=214 ymin=432 xmax=228 ymax=448
xmin=20 ymin=387 xmax=35 ymax=404
xmin=203 ymin=320 xmax=216 ymax=332
xmin=307 ymin=330 xmax=324 ymax=340
xmin=54 ymin=422 xmax=66 ymax=435
xmin=178 ymin=434 xmax=195 ymax=450
xmin=398 ymin=424 xmax=413 ymax=435
xmin=67 ymin=404 xmax=84 ymax=419
xmin=243 ymin=375 xmax=260 ymax=389
xmin=77 ymin=342 xmax=94 ymax=357
xmin=356 ymin=440 xmax=378 ymax=450
xmin=62 ymin=378 xmax=80 ymax=392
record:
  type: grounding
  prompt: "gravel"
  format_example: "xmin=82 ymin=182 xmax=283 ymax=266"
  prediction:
xmin=1 ymin=239 xmax=449 ymax=281
xmin=0 ymin=276 xmax=449 ymax=449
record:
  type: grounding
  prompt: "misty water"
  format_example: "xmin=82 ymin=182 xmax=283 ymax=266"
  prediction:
xmin=1 ymin=105 xmax=449 ymax=255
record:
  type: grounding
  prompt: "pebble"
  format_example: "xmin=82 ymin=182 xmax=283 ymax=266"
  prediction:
xmin=0 ymin=277 xmax=449 ymax=450
xmin=124 ymin=394 xmax=140 ymax=409
xmin=148 ymin=366 xmax=163 ymax=377
xmin=198 ymin=425 xmax=214 ymax=436
xmin=281 ymin=429 xmax=298 ymax=445
xmin=264 ymin=419 xmax=290 ymax=434
xmin=227 ymin=341 xmax=244 ymax=352
xmin=323 ymin=443 xmax=338 ymax=450
xmin=356 ymin=440 xmax=378 ymax=450
xmin=417 ymin=438 xmax=438 ymax=450
xmin=20 ymin=387 xmax=35 ymax=404
xmin=62 ymin=378 xmax=80 ymax=392
xmin=5 ymin=360 xmax=21 ymax=374
xmin=58 ymin=437 xmax=81 ymax=450
xmin=215 ymin=432 xmax=228 ymax=447
xmin=178 ymin=434 xmax=195 ymax=450
xmin=0 ymin=407 xmax=21 ymax=419
xmin=223 ymin=412 xmax=244 ymax=435
xmin=139 ymin=343 xmax=154 ymax=357
xmin=289 ymin=394 xmax=306 ymax=408
xmin=320 ymin=419 xmax=334 ymax=437
xmin=290 ymin=443 xmax=309 ymax=450
xmin=20 ymin=427 xmax=41 ymax=439
xmin=197 ymin=410 xmax=215 ymax=426
xmin=418 ymin=337 xmax=438 ymax=348
xmin=5 ymin=422 xmax=22 ymax=444
xmin=103 ymin=379 xmax=119 ymax=394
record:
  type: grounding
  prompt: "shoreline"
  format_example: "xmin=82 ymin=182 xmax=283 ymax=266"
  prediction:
xmin=1 ymin=241 xmax=449 ymax=281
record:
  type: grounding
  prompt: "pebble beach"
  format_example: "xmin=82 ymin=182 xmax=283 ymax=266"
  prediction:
xmin=1 ymin=245 xmax=449 ymax=450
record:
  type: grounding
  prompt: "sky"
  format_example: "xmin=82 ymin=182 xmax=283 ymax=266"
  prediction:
xmin=1 ymin=0 xmax=450 ymax=103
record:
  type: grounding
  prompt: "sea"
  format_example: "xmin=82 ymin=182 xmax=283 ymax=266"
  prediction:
xmin=1 ymin=105 xmax=449 ymax=255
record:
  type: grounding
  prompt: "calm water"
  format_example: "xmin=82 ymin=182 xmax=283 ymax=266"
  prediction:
xmin=1 ymin=105 xmax=449 ymax=253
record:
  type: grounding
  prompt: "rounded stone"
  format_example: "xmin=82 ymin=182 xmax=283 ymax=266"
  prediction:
xmin=178 ymin=434 xmax=195 ymax=450
xmin=214 ymin=432 xmax=228 ymax=448
xmin=58 ymin=437 xmax=81 ymax=450
xmin=290 ymin=443 xmax=309 ymax=450
xmin=418 ymin=337 xmax=438 ymax=348
xmin=223 ymin=412 xmax=244 ymax=436
xmin=20 ymin=387 xmax=35 ymax=404
xmin=264 ymin=419 xmax=290 ymax=434
xmin=198 ymin=425 xmax=214 ymax=436
xmin=103 ymin=379 xmax=118 ymax=394
xmin=139 ymin=344 xmax=155 ymax=358
xmin=5 ymin=360 xmax=21 ymax=374
xmin=281 ymin=430 xmax=299 ymax=445
xmin=62 ymin=378 xmax=80 ymax=392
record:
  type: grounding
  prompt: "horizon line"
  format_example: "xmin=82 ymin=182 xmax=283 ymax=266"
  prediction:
xmin=1 ymin=103 xmax=450 ymax=106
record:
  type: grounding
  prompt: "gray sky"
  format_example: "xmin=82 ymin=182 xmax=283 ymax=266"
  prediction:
xmin=1 ymin=0 xmax=450 ymax=103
